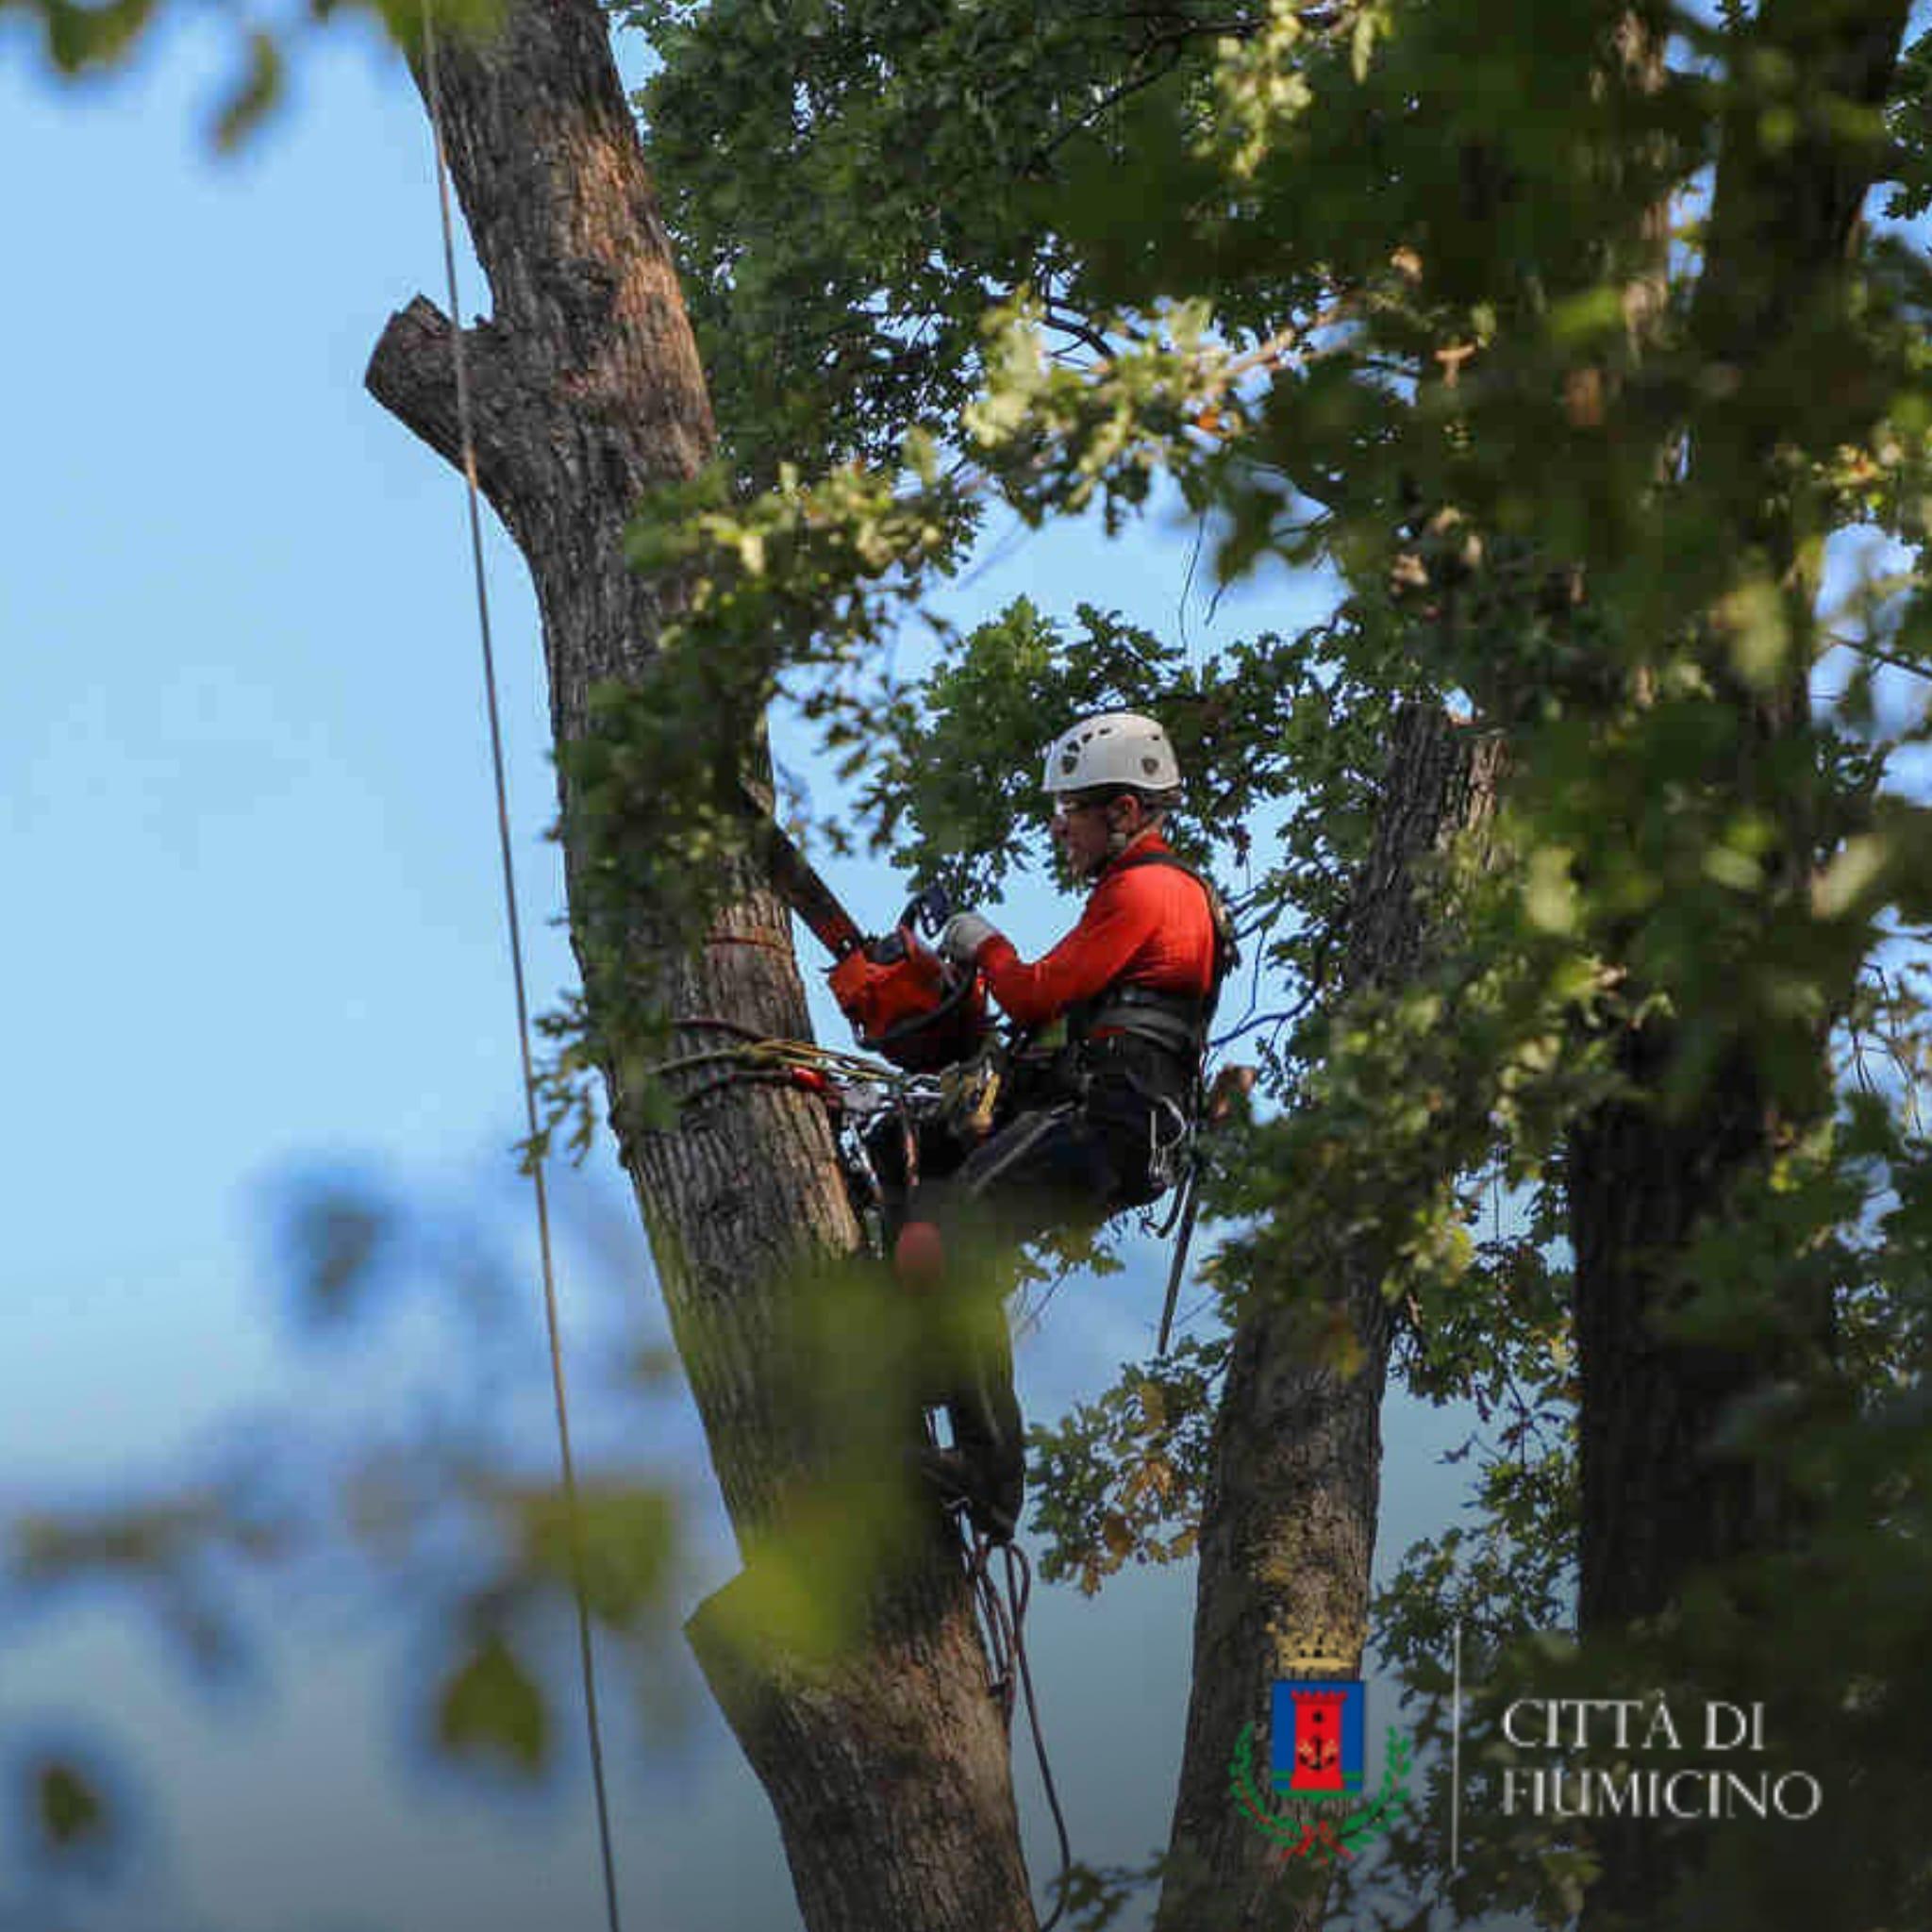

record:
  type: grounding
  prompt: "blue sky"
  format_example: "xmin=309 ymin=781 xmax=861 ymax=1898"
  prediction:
xmin=2 ymin=15 xmax=1485 ymax=1931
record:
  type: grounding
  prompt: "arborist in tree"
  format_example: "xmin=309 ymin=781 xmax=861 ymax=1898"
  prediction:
xmin=881 ymin=711 xmax=1235 ymax=1541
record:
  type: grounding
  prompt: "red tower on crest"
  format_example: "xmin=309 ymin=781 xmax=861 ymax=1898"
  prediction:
xmin=1289 ymin=1687 xmax=1350 ymax=1793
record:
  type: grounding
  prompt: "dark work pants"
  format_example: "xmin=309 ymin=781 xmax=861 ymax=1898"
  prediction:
xmin=897 ymin=1104 xmax=1127 ymax=1528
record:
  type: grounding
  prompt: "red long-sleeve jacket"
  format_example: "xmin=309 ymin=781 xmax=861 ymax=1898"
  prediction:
xmin=975 ymin=831 xmax=1218 ymax=1029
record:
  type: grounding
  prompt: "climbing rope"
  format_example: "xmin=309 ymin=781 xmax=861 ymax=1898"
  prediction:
xmin=962 ymin=1526 xmax=1075 ymax=1932
xmin=418 ymin=9 xmax=624 ymax=1932
xmin=644 ymin=1026 xmax=924 ymax=1117
xmin=654 ymin=1031 xmax=913 ymax=1091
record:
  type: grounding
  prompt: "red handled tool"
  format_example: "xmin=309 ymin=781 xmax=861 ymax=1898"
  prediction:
xmin=742 ymin=792 xmax=990 ymax=1074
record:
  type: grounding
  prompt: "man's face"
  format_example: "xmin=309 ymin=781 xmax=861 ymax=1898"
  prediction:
xmin=1052 ymin=791 xmax=1137 ymax=880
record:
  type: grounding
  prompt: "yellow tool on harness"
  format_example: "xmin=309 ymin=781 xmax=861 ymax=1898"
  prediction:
xmin=938 ymin=1041 xmax=1008 ymax=1143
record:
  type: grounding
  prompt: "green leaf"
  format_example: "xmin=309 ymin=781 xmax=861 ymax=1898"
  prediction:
xmin=34 ymin=1759 xmax=106 ymax=1850
xmin=435 ymin=1634 xmax=549 ymax=1774
xmin=213 ymin=32 xmax=282 ymax=152
xmin=520 ymin=1486 xmax=677 ymax=1630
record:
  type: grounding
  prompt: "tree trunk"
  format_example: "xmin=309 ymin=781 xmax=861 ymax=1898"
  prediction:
xmin=365 ymin=4 xmax=1036 ymax=1927
xmin=1157 ymin=707 xmax=1506 ymax=1931
xmin=1573 ymin=6 xmax=1907 ymax=1924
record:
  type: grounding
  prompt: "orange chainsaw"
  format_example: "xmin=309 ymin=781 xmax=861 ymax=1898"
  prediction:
xmin=745 ymin=802 xmax=991 ymax=1074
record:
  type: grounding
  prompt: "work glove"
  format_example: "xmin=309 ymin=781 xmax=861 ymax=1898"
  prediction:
xmin=938 ymin=910 xmax=1000 ymax=965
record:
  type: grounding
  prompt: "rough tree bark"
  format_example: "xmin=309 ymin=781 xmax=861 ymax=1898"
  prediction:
xmin=1158 ymin=707 xmax=1507 ymax=1932
xmin=365 ymin=3 xmax=1037 ymax=1927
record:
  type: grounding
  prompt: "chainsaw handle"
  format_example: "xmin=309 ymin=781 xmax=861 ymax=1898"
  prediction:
xmin=899 ymin=883 xmax=952 ymax=938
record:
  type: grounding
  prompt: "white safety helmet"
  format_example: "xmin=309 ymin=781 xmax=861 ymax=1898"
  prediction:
xmin=1042 ymin=711 xmax=1182 ymax=799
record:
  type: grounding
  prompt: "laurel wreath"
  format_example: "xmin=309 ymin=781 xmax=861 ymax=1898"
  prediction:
xmin=1227 ymin=1721 xmax=1412 ymax=1860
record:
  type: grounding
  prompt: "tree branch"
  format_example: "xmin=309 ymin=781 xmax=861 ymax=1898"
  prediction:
xmin=1024 ymin=38 xmax=1190 ymax=178
xmin=364 ymin=293 xmax=525 ymax=506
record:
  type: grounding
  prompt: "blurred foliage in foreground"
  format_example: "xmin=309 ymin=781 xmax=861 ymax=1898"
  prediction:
xmin=6 ymin=0 xmax=502 ymax=148
xmin=1 ymin=1162 xmax=694 ymax=1923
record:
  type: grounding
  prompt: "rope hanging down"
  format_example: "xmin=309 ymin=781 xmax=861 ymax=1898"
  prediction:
xmin=418 ymin=10 xmax=625 ymax=1932
xmin=962 ymin=1527 xmax=1074 ymax=1932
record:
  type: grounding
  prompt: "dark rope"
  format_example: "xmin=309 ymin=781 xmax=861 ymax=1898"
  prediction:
xmin=963 ymin=1528 xmax=1075 ymax=1932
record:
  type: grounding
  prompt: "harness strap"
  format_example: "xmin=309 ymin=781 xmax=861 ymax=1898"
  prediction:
xmin=1084 ymin=983 xmax=1209 ymax=1058
xmin=956 ymin=1103 xmax=1081 ymax=1200
xmin=1061 ymin=849 xmax=1237 ymax=1064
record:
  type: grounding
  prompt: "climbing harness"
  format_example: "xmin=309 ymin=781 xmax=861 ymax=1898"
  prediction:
xmin=418 ymin=10 xmax=623 ymax=1931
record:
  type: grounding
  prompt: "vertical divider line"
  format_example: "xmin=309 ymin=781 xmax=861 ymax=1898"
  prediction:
xmin=1451 ymin=1616 xmax=1464 ymax=1878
